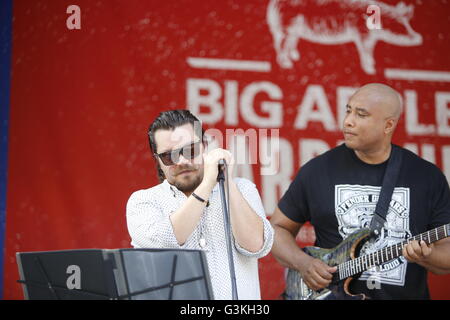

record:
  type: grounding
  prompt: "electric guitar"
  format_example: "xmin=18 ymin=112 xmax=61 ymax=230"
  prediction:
xmin=284 ymin=223 xmax=450 ymax=300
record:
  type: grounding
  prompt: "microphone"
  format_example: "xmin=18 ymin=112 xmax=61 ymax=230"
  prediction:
xmin=217 ymin=159 xmax=226 ymax=181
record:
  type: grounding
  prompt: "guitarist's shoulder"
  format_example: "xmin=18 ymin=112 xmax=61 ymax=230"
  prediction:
xmin=306 ymin=143 xmax=347 ymax=165
xmin=396 ymin=144 xmax=447 ymax=181
xmin=298 ymin=144 xmax=346 ymax=174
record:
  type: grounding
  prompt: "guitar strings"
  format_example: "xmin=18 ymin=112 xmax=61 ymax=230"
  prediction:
xmin=336 ymin=225 xmax=448 ymax=280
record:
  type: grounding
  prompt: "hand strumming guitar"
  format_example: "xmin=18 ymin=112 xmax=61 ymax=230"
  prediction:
xmin=298 ymin=254 xmax=337 ymax=291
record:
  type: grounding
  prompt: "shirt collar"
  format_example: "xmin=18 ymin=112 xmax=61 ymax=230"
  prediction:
xmin=161 ymin=179 xmax=219 ymax=197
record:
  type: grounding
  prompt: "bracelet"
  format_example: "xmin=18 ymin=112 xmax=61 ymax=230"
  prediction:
xmin=192 ymin=192 xmax=210 ymax=207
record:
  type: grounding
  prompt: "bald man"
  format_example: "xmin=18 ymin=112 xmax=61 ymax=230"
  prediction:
xmin=271 ymin=83 xmax=450 ymax=299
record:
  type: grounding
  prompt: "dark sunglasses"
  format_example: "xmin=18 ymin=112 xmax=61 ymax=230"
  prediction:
xmin=155 ymin=141 xmax=202 ymax=166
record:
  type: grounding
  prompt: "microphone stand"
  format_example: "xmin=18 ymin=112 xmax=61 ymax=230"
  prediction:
xmin=217 ymin=160 xmax=238 ymax=300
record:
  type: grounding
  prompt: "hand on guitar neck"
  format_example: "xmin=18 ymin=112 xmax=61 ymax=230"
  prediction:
xmin=403 ymin=240 xmax=433 ymax=264
xmin=402 ymin=239 xmax=450 ymax=275
xmin=297 ymin=252 xmax=337 ymax=291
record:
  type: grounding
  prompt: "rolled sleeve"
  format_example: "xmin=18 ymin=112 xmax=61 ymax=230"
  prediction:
xmin=126 ymin=190 xmax=183 ymax=249
xmin=232 ymin=178 xmax=274 ymax=258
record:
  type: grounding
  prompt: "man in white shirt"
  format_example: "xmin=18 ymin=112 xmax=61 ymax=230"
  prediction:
xmin=126 ymin=109 xmax=273 ymax=300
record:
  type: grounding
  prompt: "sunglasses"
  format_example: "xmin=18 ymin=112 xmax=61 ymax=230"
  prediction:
xmin=155 ymin=141 xmax=202 ymax=166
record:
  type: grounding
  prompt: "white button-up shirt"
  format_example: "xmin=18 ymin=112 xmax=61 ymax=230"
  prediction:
xmin=126 ymin=177 xmax=274 ymax=300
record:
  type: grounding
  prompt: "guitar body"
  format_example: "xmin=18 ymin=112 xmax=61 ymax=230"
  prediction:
xmin=285 ymin=228 xmax=373 ymax=300
xmin=284 ymin=223 xmax=450 ymax=300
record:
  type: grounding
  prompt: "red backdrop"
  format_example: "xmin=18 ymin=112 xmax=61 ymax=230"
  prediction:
xmin=3 ymin=0 xmax=450 ymax=299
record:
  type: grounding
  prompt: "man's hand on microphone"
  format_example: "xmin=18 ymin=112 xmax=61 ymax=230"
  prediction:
xmin=202 ymin=148 xmax=234 ymax=188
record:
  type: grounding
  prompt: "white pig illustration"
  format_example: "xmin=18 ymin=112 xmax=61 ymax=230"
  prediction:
xmin=267 ymin=0 xmax=423 ymax=74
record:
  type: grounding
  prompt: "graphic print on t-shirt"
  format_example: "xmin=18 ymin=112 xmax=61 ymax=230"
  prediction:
xmin=335 ymin=185 xmax=411 ymax=286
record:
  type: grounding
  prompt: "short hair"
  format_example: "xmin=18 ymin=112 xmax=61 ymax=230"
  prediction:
xmin=148 ymin=109 xmax=205 ymax=182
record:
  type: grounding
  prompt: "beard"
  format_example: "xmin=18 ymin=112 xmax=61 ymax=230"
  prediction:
xmin=173 ymin=173 xmax=203 ymax=193
xmin=168 ymin=165 xmax=203 ymax=193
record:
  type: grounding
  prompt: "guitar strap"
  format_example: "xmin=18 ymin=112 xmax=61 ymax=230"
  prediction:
xmin=369 ymin=144 xmax=403 ymax=235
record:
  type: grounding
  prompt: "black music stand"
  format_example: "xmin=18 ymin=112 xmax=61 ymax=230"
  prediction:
xmin=16 ymin=248 xmax=214 ymax=300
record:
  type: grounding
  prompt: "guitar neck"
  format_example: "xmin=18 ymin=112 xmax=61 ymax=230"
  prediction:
xmin=337 ymin=223 xmax=450 ymax=281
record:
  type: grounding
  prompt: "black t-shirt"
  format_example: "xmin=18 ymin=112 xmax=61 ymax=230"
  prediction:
xmin=278 ymin=143 xmax=450 ymax=299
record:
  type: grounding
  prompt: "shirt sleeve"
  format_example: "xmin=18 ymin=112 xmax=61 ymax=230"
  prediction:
xmin=126 ymin=190 xmax=185 ymax=249
xmin=232 ymin=178 xmax=274 ymax=258
xmin=429 ymin=169 xmax=450 ymax=229
xmin=277 ymin=165 xmax=311 ymax=224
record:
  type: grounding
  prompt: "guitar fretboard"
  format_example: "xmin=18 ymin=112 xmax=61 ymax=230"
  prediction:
xmin=337 ymin=223 xmax=449 ymax=281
